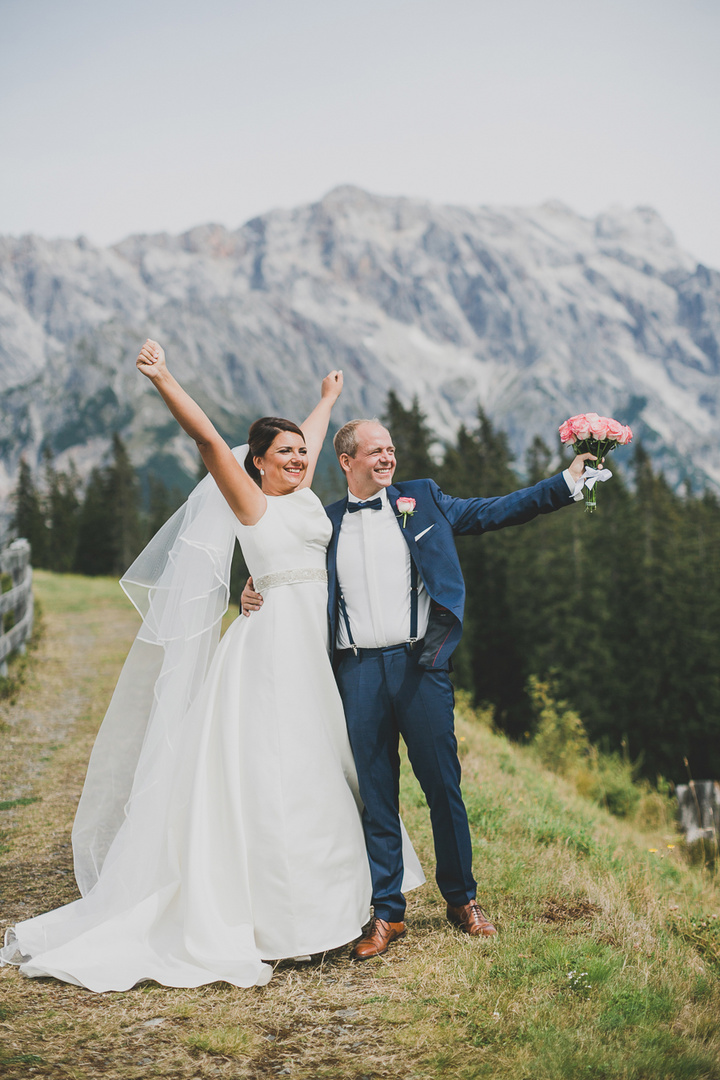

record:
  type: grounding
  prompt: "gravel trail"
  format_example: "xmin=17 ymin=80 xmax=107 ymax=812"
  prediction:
xmin=0 ymin=574 xmax=140 ymax=925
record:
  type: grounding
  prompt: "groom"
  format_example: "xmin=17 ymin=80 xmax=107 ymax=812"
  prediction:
xmin=244 ymin=418 xmax=592 ymax=958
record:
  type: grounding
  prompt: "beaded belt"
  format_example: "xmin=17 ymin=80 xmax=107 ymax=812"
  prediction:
xmin=254 ymin=568 xmax=328 ymax=593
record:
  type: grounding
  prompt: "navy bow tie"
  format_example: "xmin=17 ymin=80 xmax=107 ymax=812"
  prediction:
xmin=347 ymin=497 xmax=383 ymax=513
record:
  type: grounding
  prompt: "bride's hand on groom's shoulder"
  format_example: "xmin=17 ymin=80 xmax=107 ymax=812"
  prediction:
xmin=241 ymin=577 xmax=264 ymax=617
xmin=136 ymin=339 xmax=167 ymax=381
xmin=320 ymin=370 xmax=343 ymax=403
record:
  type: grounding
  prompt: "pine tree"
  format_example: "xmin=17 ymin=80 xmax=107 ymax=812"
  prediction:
xmin=606 ymin=449 xmax=720 ymax=781
xmin=10 ymin=458 xmax=48 ymax=566
xmin=43 ymin=448 xmax=81 ymax=572
xmin=73 ymin=434 xmax=143 ymax=577
xmin=509 ymin=442 xmax=720 ymax=784
xmin=525 ymin=435 xmax=554 ymax=484
xmin=146 ymin=475 xmax=175 ymax=541
xmin=383 ymin=391 xmax=436 ymax=482
xmin=440 ymin=410 xmax=517 ymax=496
xmin=509 ymin=453 xmax=629 ymax=748
xmin=438 ymin=410 xmax=528 ymax=734
xmin=106 ymin=433 xmax=143 ymax=576
xmin=74 ymin=467 xmax=115 ymax=575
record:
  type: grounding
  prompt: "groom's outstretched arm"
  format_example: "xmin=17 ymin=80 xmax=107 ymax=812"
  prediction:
xmin=433 ymin=452 xmax=595 ymax=536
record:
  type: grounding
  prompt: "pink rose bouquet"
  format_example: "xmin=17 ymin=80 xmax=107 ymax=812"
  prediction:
xmin=559 ymin=413 xmax=633 ymax=512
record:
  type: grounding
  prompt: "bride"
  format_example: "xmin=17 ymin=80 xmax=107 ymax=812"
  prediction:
xmin=1 ymin=340 xmax=422 ymax=992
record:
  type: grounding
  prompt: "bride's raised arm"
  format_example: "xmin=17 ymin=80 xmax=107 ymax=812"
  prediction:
xmin=136 ymin=339 xmax=266 ymax=526
xmin=298 ymin=370 xmax=343 ymax=489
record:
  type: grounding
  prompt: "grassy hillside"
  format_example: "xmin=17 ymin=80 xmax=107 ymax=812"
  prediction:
xmin=0 ymin=571 xmax=718 ymax=1080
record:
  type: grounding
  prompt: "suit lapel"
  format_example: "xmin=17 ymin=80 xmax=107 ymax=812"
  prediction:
xmin=325 ymin=497 xmax=348 ymax=579
xmin=324 ymin=497 xmax=348 ymax=646
xmin=387 ymin=487 xmax=406 ymax=522
xmin=325 ymin=496 xmax=349 ymax=557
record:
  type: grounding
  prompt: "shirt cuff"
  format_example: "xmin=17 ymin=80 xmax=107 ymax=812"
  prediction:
xmin=563 ymin=469 xmax=584 ymax=501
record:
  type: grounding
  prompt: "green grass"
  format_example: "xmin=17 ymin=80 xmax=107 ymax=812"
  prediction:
xmin=0 ymin=571 xmax=718 ymax=1080
xmin=29 ymin=568 xmax=126 ymax=615
xmin=0 ymin=1054 xmax=45 ymax=1067
xmin=0 ymin=796 xmax=40 ymax=811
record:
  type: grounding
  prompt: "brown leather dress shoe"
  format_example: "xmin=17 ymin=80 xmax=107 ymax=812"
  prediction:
xmin=446 ymin=900 xmax=497 ymax=937
xmin=352 ymin=917 xmax=406 ymax=959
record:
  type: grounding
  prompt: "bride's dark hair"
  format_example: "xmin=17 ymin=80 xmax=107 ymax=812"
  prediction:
xmin=245 ymin=417 xmax=306 ymax=486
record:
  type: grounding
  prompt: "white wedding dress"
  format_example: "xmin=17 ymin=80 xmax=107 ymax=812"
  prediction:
xmin=1 ymin=483 xmax=424 ymax=992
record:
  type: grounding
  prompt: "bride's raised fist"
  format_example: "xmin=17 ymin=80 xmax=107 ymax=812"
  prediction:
xmin=320 ymin=369 xmax=343 ymax=402
xmin=136 ymin=339 xmax=166 ymax=379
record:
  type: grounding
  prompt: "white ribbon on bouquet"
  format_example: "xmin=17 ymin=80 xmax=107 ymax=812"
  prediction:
xmin=572 ymin=464 xmax=613 ymax=499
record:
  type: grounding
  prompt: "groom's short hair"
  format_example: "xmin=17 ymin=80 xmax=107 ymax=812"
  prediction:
xmin=333 ymin=418 xmax=381 ymax=459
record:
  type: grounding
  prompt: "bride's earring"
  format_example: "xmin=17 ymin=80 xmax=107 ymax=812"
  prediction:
xmin=260 ymin=468 xmax=265 ymax=475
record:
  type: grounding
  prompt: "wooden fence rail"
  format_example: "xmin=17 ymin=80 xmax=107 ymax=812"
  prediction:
xmin=0 ymin=538 xmax=34 ymax=677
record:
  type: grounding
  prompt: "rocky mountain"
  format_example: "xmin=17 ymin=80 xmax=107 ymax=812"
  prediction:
xmin=1 ymin=185 xmax=719 ymax=510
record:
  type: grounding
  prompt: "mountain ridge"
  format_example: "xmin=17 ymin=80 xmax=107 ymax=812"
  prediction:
xmin=1 ymin=185 xmax=719 ymax=507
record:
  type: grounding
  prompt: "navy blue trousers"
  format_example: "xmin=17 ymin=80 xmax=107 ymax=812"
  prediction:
xmin=335 ymin=643 xmax=477 ymax=922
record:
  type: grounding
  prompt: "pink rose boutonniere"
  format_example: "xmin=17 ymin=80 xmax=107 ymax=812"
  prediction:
xmin=559 ymin=413 xmax=633 ymax=513
xmin=396 ymin=496 xmax=417 ymax=528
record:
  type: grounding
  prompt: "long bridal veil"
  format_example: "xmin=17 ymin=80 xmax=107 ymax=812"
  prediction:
xmin=72 ymin=447 xmax=248 ymax=894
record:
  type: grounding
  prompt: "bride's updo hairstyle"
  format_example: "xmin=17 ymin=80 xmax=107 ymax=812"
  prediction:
xmin=245 ymin=417 xmax=306 ymax=486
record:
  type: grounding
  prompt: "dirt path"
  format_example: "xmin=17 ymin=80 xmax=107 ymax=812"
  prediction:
xmin=0 ymin=572 xmax=141 ymax=924
xmin=0 ymin=573 xmax=443 ymax=1080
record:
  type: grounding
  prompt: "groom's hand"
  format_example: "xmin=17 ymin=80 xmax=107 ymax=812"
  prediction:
xmin=568 ymin=451 xmax=602 ymax=484
xmin=241 ymin=577 xmax=264 ymax=617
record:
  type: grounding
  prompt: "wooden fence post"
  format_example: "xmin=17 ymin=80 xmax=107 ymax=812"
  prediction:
xmin=675 ymin=780 xmax=720 ymax=863
xmin=0 ymin=538 xmax=34 ymax=677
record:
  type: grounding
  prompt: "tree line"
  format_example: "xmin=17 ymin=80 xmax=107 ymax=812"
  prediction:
xmin=384 ymin=392 xmax=720 ymax=786
xmin=8 ymin=435 xmax=187 ymax=579
xmin=8 ymin=399 xmax=720 ymax=784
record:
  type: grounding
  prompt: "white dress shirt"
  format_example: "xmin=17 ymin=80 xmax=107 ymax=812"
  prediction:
xmin=564 ymin=468 xmax=585 ymax=502
xmin=335 ymin=488 xmax=431 ymax=650
xmin=335 ymin=472 xmax=579 ymax=650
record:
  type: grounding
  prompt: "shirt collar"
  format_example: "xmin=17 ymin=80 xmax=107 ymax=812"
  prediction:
xmin=346 ymin=487 xmax=389 ymax=507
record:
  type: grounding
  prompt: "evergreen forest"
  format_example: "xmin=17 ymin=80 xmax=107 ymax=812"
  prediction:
xmin=7 ymin=397 xmax=720 ymax=786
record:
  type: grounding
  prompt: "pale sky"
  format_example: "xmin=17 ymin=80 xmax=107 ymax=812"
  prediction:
xmin=2 ymin=0 xmax=719 ymax=266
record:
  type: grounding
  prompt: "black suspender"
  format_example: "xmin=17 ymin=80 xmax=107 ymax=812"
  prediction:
xmin=338 ymin=588 xmax=357 ymax=655
xmin=409 ymin=559 xmax=419 ymax=642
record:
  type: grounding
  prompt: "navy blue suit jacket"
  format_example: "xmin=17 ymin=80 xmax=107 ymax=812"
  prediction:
xmin=325 ymin=473 xmax=574 ymax=670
